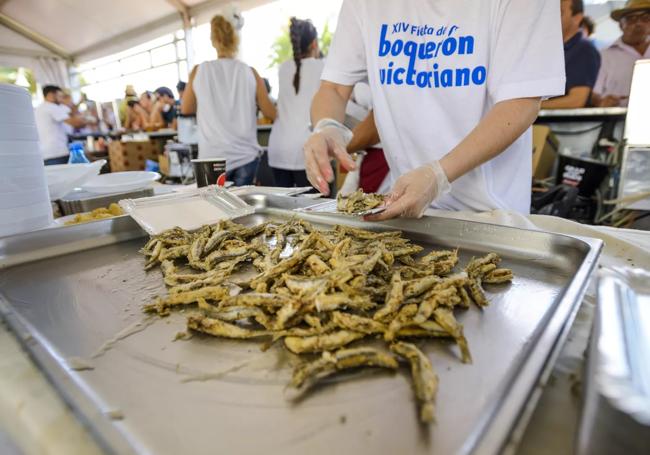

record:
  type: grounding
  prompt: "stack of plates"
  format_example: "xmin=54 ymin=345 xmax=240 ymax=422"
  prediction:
xmin=0 ymin=84 xmax=53 ymax=237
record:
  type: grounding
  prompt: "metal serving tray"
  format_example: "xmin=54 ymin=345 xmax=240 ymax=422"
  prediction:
xmin=59 ymin=188 xmax=155 ymax=215
xmin=0 ymin=194 xmax=602 ymax=455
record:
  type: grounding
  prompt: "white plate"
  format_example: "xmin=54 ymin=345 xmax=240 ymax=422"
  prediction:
xmin=81 ymin=171 xmax=160 ymax=194
xmin=45 ymin=161 xmax=106 ymax=200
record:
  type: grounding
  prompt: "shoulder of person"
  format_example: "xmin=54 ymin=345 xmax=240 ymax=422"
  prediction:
xmin=249 ymin=65 xmax=263 ymax=80
xmin=578 ymin=38 xmax=601 ymax=63
xmin=582 ymin=38 xmax=600 ymax=55
xmin=602 ymin=38 xmax=625 ymax=53
xmin=304 ymin=57 xmax=325 ymax=68
xmin=279 ymin=59 xmax=294 ymax=70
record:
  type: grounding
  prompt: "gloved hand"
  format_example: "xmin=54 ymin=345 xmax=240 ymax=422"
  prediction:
xmin=304 ymin=118 xmax=356 ymax=194
xmin=367 ymin=161 xmax=451 ymax=220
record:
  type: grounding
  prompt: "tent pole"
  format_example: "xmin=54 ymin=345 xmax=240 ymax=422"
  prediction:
xmin=0 ymin=13 xmax=71 ymax=61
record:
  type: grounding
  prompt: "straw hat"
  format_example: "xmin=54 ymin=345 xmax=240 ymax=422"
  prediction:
xmin=124 ymin=84 xmax=137 ymax=97
xmin=611 ymin=0 xmax=650 ymax=21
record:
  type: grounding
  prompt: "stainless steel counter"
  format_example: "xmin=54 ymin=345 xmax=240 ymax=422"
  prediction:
xmin=0 ymin=195 xmax=602 ymax=455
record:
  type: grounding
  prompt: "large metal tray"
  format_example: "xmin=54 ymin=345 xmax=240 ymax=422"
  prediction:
xmin=0 ymin=194 xmax=602 ymax=455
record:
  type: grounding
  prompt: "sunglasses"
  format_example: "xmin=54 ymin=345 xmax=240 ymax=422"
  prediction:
xmin=621 ymin=11 xmax=650 ymax=24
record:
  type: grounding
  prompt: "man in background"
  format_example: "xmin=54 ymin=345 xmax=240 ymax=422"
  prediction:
xmin=35 ymin=85 xmax=88 ymax=165
xmin=542 ymin=0 xmax=601 ymax=109
xmin=592 ymin=0 xmax=650 ymax=107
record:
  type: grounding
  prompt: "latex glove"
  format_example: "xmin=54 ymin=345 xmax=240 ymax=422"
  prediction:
xmin=339 ymin=154 xmax=365 ymax=196
xmin=367 ymin=161 xmax=451 ymax=221
xmin=304 ymin=118 xmax=356 ymax=194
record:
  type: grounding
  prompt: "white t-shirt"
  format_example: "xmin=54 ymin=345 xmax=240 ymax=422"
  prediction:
xmin=322 ymin=0 xmax=566 ymax=214
xmin=268 ymin=58 xmax=325 ymax=170
xmin=193 ymin=59 xmax=261 ymax=170
xmin=35 ymin=101 xmax=70 ymax=160
xmin=345 ymin=82 xmax=382 ymax=148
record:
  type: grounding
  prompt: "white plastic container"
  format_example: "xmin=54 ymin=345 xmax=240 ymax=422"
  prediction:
xmin=119 ymin=186 xmax=254 ymax=235
xmin=0 ymin=83 xmax=53 ymax=237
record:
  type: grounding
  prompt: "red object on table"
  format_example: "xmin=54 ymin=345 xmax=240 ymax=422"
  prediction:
xmin=216 ymin=172 xmax=227 ymax=187
xmin=359 ymin=148 xmax=389 ymax=193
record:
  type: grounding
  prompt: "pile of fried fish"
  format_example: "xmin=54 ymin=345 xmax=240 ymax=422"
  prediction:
xmin=337 ymin=189 xmax=385 ymax=214
xmin=141 ymin=219 xmax=512 ymax=423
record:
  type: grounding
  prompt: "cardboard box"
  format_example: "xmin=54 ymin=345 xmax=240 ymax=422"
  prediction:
xmin=159 ymin=152 xmax=170 ymax=176
xmin=532 ymin=125 xmax=559 ymax=180
xmin=108 ymin=139 xmax=165 ymax=172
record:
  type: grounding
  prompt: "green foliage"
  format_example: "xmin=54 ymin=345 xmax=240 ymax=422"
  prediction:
xmin=268 ymin=25 xmax=293 ymax=69
xmin=320 ymin=22 xmax=332 ymax=56
xmin=0 ymin=67 xmax=37 ymax=95
xmin=267 ymin=20 xmax=332 ymax=69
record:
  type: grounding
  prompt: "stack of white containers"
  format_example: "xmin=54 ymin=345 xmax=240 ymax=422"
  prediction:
xmin=0 ymin=83 xmax=53 ymax=237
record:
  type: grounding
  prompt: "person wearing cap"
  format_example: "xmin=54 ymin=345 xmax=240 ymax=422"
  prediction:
xmin=304 ymin=0 xmax=565 ymax=218
xmin=592 ymin=0 xmax=650 ymax=107
xmin=541 ymin=0 xmax=600 ymax=109
xmin=151 ymin=86 xmax=177 ymax=129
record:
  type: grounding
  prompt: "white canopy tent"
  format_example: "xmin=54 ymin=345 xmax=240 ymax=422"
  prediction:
xmin=0 ymin=0 xmax=629 ymax=91
xmin=0 ymin=0 xmax=271 ymax=88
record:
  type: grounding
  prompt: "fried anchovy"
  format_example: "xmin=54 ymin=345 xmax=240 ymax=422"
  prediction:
xmin=433 ymin=307 xmax=472 ymax=364
xmin=187 ymin=315 xmax=270 ymax=339
xmin=291 ymin=347 xmax=398 ymax=390
xmin=374 ymin=271 xmax=404 ymax=322
xmin=390 ymin=342 xmax=439 ymax=423
xmin=284 ymin=330 xmax=365 ymax=354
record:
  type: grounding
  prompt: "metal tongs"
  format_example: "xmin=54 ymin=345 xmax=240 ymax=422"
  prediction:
xmin=294 ymin=199 xmax=386 ymax=217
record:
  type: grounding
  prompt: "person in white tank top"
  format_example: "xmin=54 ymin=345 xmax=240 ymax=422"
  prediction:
xmin=268 ymin=17 xmax=324 ymax=188
xmin=181 ymin=14 xmax=277 ymax=186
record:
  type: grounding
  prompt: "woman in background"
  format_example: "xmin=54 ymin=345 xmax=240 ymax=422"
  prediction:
xmin=124 ymin=95 xmax=149 ymax=130
xmin=182 ymin=13 xmax=276 ymax=186
xmin=139 ymin=91 xmax=154 ymax=117
xmin=267 ymin=18 xmax=324 ymax=187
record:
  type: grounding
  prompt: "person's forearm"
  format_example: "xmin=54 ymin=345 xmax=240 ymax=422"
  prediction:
xmin=181 ymin=66 xmax=198 ymax=115
xmin=440 ymin=97 xmax=540 ymax=182
xmin=540 ymin=86 xmax=590 ymax=109
xmin=150 ymin=110 xmax=164 ymax=128
xmin=310 ymin=81 xmax=352 ymax=126
xmin=258 ymin=96 xmax=277 ymax=121
xmin=64 ymin=115 xmax=86 ymax=129
xmin=347 ymin=110 xmax=380 ymax=153
xmin=180 ymin=87 xmax=197 ymax=115
xmin=590 ymin=92 xmax=602 ymax=107
xmin=540 ymin=95 xmax=577 ymax=109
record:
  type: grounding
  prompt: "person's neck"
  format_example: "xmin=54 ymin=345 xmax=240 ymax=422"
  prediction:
xmin=563 ymin=29 xmax=580 ymax=44
xmin=625 ymin=39 xmax=649 ymax=55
